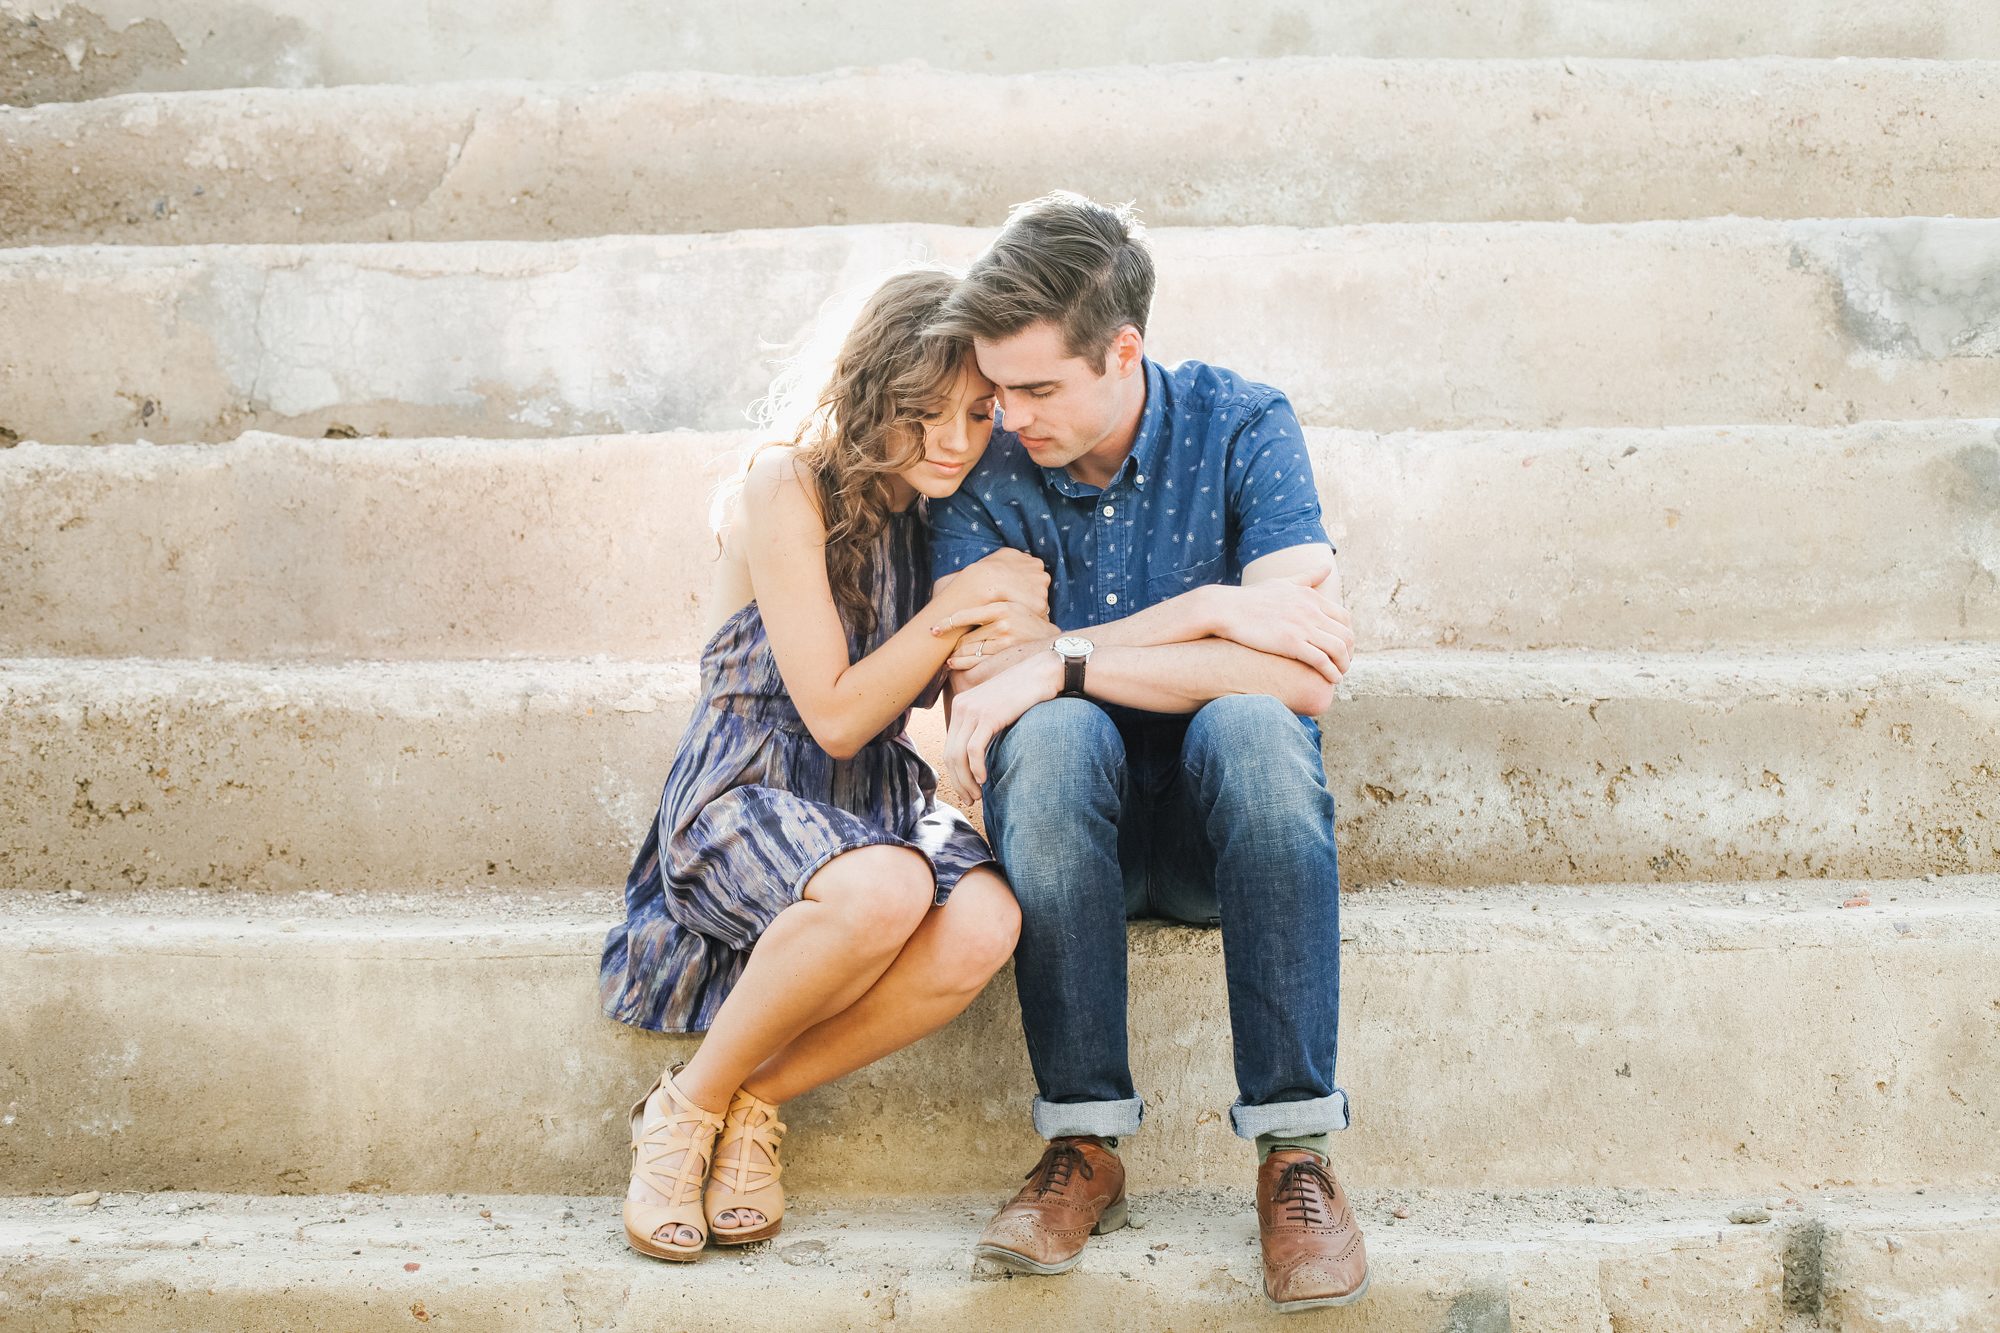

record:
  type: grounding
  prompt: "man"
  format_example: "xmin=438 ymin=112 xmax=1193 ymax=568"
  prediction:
xmin=927 ymin=193 xmax=1367 ymax=1312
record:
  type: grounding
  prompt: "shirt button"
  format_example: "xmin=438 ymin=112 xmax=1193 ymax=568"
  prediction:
xmin=1136 ymin=474 xmax=1145 ymax=485
xmin=1102 ymin=505 xmax=1115 ymax=517
xmin=1106 ymin=593 xmax=1118 ymax=605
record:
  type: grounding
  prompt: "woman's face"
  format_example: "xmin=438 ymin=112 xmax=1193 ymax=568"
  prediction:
xmin=897 ymin=357 xmax=998 ymax=502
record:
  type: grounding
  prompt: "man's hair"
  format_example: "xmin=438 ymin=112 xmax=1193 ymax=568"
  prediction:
xmin=934 ymin=192 xmax=1154 ymax=369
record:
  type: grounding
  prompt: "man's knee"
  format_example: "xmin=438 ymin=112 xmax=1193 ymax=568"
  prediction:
xmin=985 ymin=700 xmax=1126 ymax=912
xmin=1184 ymin=694 xmax=1329 ymax=803
xmin=987 ymin=698 xmax=1125 ymax=804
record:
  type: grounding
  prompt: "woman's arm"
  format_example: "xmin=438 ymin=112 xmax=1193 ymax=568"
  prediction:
xmin=744 ymin=449 xmax=1047 ymax=759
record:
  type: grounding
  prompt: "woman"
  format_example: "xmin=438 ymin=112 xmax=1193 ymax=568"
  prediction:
xmin=598 ymin=267 xmax=1051 ymax=1260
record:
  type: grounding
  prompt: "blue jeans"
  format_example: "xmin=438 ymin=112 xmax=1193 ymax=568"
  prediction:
xmin=982 ymin=693 xmax=1349 ymax=1142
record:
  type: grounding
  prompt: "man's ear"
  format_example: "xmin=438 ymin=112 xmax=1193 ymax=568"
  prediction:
xmin=1110 ymin=325 xmax=1145 ymax=378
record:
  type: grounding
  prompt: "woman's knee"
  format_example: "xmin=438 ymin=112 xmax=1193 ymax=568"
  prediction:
xmin=805 ymin=845 xmax=934 ymax=943
xmin=930 ymin=870 xmax=1021 ymax=992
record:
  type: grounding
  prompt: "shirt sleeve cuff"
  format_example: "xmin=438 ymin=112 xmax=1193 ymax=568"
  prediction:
xmin=1237 ymin=522 xmax=1333 ymax=568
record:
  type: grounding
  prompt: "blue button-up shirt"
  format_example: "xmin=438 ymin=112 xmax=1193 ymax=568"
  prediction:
xmin=931 ymin=358 xmax=1329 ymax=630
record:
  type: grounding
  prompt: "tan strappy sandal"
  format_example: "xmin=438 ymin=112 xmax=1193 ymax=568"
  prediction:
xmin=705 ymin=1086 xmax=786 ymax=1245
xmin=623 ymin=1066 xmax=725 ymax=1261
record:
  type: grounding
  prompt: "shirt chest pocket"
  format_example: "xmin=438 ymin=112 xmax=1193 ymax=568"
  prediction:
xmin=1145 ymin=554 xmax=1224 ymax=601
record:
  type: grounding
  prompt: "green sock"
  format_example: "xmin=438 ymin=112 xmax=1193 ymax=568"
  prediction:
xmin=1056 ymin=1134 xmax=1119 ymax=1155
xmin=1256 ymin=1132 xmax=1329 ymax=1164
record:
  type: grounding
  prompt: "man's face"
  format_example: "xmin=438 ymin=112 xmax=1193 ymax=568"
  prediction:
xmin=973 ymin=320 xmax=1140 ymax=475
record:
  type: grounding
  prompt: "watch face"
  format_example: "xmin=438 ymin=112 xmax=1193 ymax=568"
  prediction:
xmin=1053 ymin=636 xmax=1094 ymax=658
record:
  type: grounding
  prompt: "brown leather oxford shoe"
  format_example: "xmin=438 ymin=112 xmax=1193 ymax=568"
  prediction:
xmin=1257 ymin=1150 xmax=1369 ymax=1311
xmin=972 ymin=1136 xmax=1128 ymax=1275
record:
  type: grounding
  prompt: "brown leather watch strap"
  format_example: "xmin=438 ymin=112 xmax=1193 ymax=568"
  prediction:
xmin=1061 ymin=654 xmax=1087 ymax=698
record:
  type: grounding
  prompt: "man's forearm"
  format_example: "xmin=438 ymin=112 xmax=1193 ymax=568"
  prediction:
xmin=949 ymin=587 xmax=1220 ymax=688
xmin=1084 ymin=639 xmax=1334 ymax=717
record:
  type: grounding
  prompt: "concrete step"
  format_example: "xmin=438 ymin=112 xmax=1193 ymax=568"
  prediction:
xmin=7 ymin=0 xmax=1998 ymax=107
xmin=0 ymin=656 xmax=703 ymax=895
xmin=4 ymin=220 xmax=1998 ymax=446
xmin=9 ymin=1189 xmax=1998 ymax=1332
xmin=6 ymin=422 xmax=1994 ymax=661
xmin=0 ymin=431 xmax=746 ymax=661
xmin=3 ymin=647 xmax=1995 ymax=893
xmin=4 ymin=881 xmax=1994 ymax=1199
xmin=9 ymin=60 xmax=2000 ymax=245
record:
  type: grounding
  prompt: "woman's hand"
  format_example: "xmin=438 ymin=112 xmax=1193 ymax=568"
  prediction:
xmin=938 ymin=548 xmax=1050 ymax=619
xmin=943 ymin=653 xmax=1062 ymax=800
xmin=932 ymin=600 xmax=1061 ymax=671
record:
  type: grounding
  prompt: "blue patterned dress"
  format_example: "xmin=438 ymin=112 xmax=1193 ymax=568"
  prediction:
xmin=601 ymin=508 xmax=996 ymax=1033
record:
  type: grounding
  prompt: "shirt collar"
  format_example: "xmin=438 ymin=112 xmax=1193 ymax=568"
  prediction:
xmin=1035 ymin=358 xmax=1169 ymax=499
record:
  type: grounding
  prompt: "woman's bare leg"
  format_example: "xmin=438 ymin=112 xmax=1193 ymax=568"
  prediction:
xmin=745 ymin=867 xmax=1020 ymax=1101
xmin=627 ymin=844 xmax=934 ymax=1246
xmin=690 ymin=867 xmax=1018 ymax=1228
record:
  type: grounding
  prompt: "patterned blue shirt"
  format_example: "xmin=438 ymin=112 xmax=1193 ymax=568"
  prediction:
xmin=931 ymin=358 xmax=1329 ymax=631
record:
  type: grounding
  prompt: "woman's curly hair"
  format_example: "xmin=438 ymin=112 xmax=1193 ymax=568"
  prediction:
xmin=787 ymin=267 xmax=971 ymax=638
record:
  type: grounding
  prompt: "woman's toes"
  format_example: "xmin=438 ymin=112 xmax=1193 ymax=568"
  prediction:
xmin=653 ymin=1222 xmax=702 ymax=1248
xmin=717 ymin=1208 xmax=765 ymax=1228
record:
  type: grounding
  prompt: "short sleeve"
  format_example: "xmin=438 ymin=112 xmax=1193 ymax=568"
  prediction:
xmin=929 ymin=487 xmax=1005 ymax=582
xmin=1229 ymin=394 xmax=1330 ymax=567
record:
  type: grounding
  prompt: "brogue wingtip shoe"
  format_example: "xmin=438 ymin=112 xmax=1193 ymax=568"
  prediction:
xmin=1256 ymin=1150 xmax=1370 ymax=1312
xmin=971 ymin=1136 xmax=1127 ymax=1277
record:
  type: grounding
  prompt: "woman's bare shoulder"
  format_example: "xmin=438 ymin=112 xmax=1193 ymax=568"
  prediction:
xmin=742 ymin=443 xmax=806 ymax=494
xmin=737 ymin=445 xmax=824 ymax=537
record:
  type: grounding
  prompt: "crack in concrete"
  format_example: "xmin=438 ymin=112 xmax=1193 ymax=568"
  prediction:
xmin=244 ymin=262 xmax=272 ymax=415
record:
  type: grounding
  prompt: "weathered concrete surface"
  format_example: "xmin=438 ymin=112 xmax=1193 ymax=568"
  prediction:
xmin=4 ymin=647 xmax=1996 ymax=892
xmin=14 ymin=1190 xmax=1911 ymax=1333
xmin=0 ymin=657 xmax=701 ymax=893
xmin=7 ymin=220 xmax=1999 ymax=446
xmin=9 ymin=60 xmax=2000 ymax=244
xmin=1333 ymin=645 xmax=2000 ymax=884
xmin=5 ymin=423 xmax=1995 ymax=660
xmin=5 ymin=0 xmax=1999 ymax=105
xmin=1823 ymin=1212 xmax=2000 ymax=1330
xmin=3 ymin=887 xmax=1995 ymax=1197
xmin=0 ymin=432 xmax=749 ymax=660
xmin=1321 ymin=421 xmax=2000 ymax=653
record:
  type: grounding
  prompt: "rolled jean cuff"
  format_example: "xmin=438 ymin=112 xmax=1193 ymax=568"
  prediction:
xmin=1032 ymin=1095 xmax=1145 ymax=1140
xmin=1229 ymin=1088 xmax=1351 ymax=1140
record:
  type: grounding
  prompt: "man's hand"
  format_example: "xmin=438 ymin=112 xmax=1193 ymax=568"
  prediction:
xmin=1206 ymin=563 xmax=1354 ymax=683
xmin=943 ymin=653 xmax=1062 ymax=801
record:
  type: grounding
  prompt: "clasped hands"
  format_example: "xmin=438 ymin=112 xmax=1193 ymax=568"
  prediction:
xmin=931 ymin=556 xmax=1354 ymax=802
xmin=926 ymin=547 xmax=1061 ymax=667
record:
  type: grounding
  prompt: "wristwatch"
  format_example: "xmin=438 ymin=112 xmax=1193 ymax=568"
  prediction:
xmin=1052 ymin=635 xmax=1095 ymax=699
